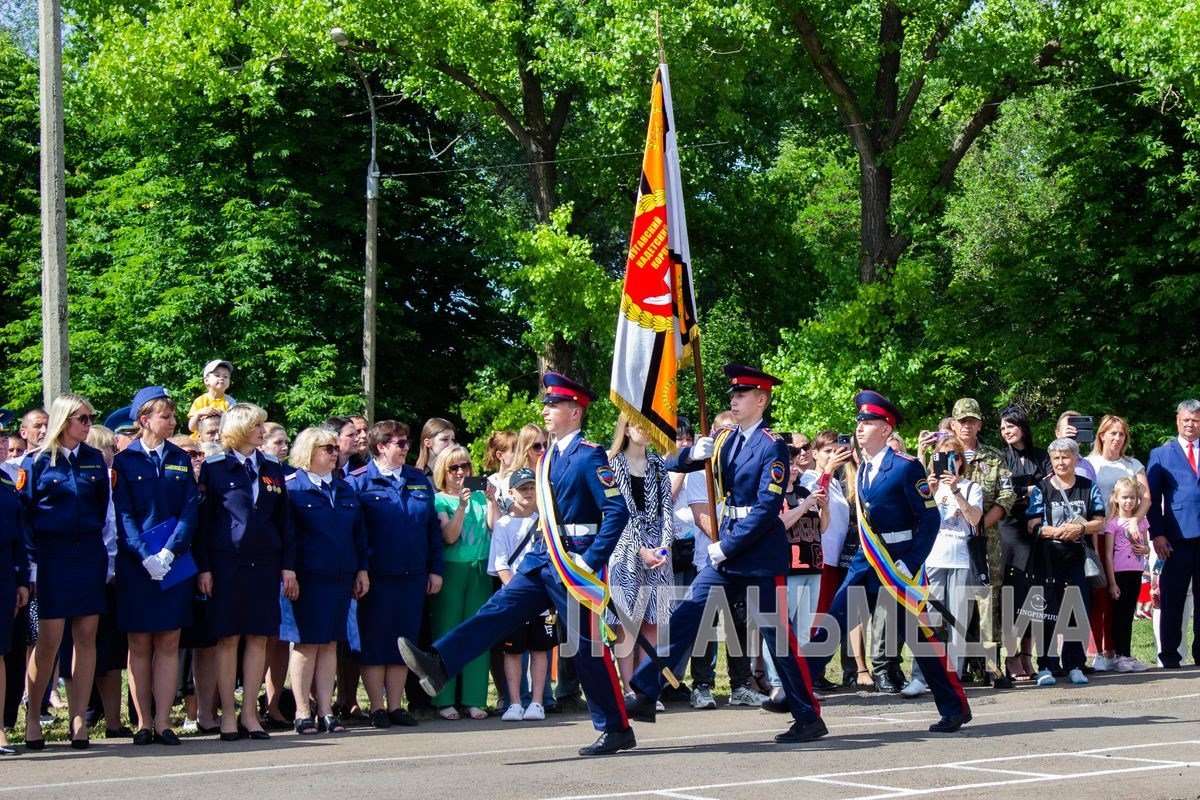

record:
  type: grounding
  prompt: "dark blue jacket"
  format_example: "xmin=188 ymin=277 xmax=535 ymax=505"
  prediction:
xmin=18 ymin=443 xmax=110 ymax=557
xmin=111 ymin=439 xmax=199 ymax=560
xmin=523 ymin=434 xmax=629 ymax=574
xmin=0 ymin=474 xmax=31 ymax=588
xmin=1147 ymin=439 xmax=1200 ymax=544
xmin=285 ymin=470 xmax=369 ymax=577
xmin=195 ymin=451 xmax=295 ymax=572
xmin=855 ymin=447 xmax=940 ymax=569
xmin=669 ymin=423 xmax=789 ymax=577
xmin=348 ymin=461 xmax=442 ymax=577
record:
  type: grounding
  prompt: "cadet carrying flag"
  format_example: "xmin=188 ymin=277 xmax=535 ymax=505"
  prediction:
xmin=610 ymin=63 xmax=699 ymax=455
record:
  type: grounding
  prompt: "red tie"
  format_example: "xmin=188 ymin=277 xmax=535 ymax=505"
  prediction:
xmin=1189 ymin=441 xmax=1198 ymax=476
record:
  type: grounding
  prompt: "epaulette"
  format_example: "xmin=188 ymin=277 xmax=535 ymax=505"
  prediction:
xmin=350 ymin=465 xmax=370 ymax=477
xmin=894 ymin=451 xmax=918 ymax=462
xmin=760 ymin=427 xmax=784 ymax=443
xmin=579 ymin=439 xmax=599 ymax=448
xmin=261 ymin=452 xmax=280 ymax=464
xmin=205 ymin=452 xmax=226 ymax=463
xmin=284 ymin=472 xmax=298 ymax=482
xmin=0 ymin=474 xmax=13 ymax=488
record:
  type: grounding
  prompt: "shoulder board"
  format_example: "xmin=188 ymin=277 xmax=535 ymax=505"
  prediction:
xmin=260 ymin=452 xmax=279 ymax=464
xmin=759 ymin=428 xmax=784 ymax=442
xmin=894 ymin=452 xmax=917 ymax=462
xmin=0 ymin=474 xmax=13 ymax=488
xmin=205 ymin=452 xmax=226 ymax=463
xmin=579 ymin=439 xmax=598 ymax=448
xmin=284 ymin=472 xmax=299 ymax=482
xmin=350 ymin=465 xmax=370 ymax=477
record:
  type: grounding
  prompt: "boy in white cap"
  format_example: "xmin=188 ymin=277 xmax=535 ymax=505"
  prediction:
xmin=187 ymin=359 xmax=237 ymax=434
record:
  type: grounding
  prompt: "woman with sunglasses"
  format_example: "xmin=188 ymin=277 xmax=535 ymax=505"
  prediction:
xmin=349 ymin=420 xmax=442 ymax=728
xmin=430 ymin=445 xmax=496 ymax=719
xmin=283 ymin=428 xmax=369 ymax=735
xmin=512 ymin=424 xmax=549 ymax=471
xmin=17 ymin=393 xmax=110 ymax=750
xmin=111 ymin=386 xmax=199 ymax=746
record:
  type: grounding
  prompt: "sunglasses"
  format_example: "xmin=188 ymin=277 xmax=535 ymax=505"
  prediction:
xmin=529 ymin=442 xmax=546 ymax=452
xmin=185 ymin=450 xmax=204 ymax=460
xmin=387 ymin=439 xmax=410 ymax=448
xmin=70 ymin=413 xmax=96 ymax=425
xmin=447 ymin=462 xmax=472 ymax=473
xmin=316 ymin=444 xmax=338 ymax=454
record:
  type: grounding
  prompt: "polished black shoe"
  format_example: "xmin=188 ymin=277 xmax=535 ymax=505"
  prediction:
xmin=70 ymin=737 xmax=89 ymax=750
xmin=623 ymin=691 xmax=656 ymax=724
xmin=928 ymin=710 xmax=972 ymax=733
xmin=370 ymin=709 xmax=391 ymax=729
xmin=23 ymin=739 xmax=44 ymax=751
xmin=578 ymin=728 xmax=636 ymax=756
xmin=397 ymin=638 xmax=448 ymax=697
xmin=774 ymin=717 xmax=829 ymax=744
xmin=132 ymin=728 xmax=154 ymax=746
xmin=760 ymin=697 xmax=789 ymax=714
xmin=812 ymin=675 xmax=840 ymax=692
xmin=991 ymin=672 xmax=1014 ymax=689
xmin=876 ymin=673 xmax=902 ymax=694
xmin=105 ymin=725 xmax=134 ymax=739
xmin=156 ymin=728 xmax=181 ymax=746
xmin=238 ymin=725 xmax=271 ymax=741
xmin=219 ymin=730 xmax=240 ymax=742
xmin=388 ymin=709 xmax=418 ymax=727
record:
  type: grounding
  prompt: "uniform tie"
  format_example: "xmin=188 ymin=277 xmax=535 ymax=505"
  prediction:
xmin=148 ymin=451 xmax=161 ymax=476
xmin=66 ymin=451 xmax=77 ymax=469
xmin=320 ymin=480 xmax=335 ymax=505
xmin=1188 ymin=440 xmax=1198 ymax=476
xmin=244 ymin=458 xmax=257 ymax=483
xmin=727 ymin=432 xmax=744 ymax=469
xmin=861 ymin=462 xmax=873 ymax=490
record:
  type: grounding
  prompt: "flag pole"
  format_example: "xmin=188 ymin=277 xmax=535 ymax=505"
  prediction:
xmin=690 ymin=339 xmax=720 ymax=541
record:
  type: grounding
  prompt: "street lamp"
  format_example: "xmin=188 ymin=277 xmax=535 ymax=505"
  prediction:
xmin=331 ymin=26 xmax=379 ymax=423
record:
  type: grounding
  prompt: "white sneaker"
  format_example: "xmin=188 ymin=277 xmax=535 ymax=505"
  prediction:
xmin=729 ymin=685 xmax=769 ymax=706
xmin=690 ymin=684 xmax=717 ymax=709
xmin=501 ymin=703 xmax=524 ymax=722
xmin=1118 ymin=656 xmax=1149 ymax=673
xmin=1068 ymin=668 xmax=1089 ymax=685
xmin=522 ymin=702 xmax=544 ymax=721
xmin=1091 ymin=655 xmax=1114 ymax=671
xmin=180 ymin=718 xmax=199 ymax=734
xmin=1035 ymin=669 xmax=1056 ymax=687
xmin=654 ymin=700 xmax=666 ymax=712
xmin=900 ymin=677 xmax=928 ymax=697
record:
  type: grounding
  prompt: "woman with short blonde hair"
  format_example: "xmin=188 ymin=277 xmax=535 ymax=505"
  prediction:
xmin=219 ymin=403 xmax=268 ymax=451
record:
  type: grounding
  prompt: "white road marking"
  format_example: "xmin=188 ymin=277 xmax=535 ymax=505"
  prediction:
xmin=946 ymin=765 xmax=1059 ymax=778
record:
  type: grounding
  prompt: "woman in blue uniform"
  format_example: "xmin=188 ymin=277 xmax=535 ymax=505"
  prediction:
xmin=283 ymin=428 xmax=369 ymax=734
xmin=194 ymin=403 xmax=296 ymax=742
xmin=349 ymin=420 xmax=442 ymax=728
xmin=18 ymin=393 xmax=109 ymax=750
xmin=112 ymin=386 xmax=199 ymax=746
xmin=0 ymin=473 xmax=31 ymax=755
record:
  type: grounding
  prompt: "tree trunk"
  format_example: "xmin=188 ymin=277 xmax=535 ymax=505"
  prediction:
xmin=525 ymin=140 xmax=558 ymax=225
xmin=858 ymin=156 xmax=904 ymax=283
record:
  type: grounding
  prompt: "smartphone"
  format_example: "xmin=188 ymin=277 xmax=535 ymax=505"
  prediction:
xmin=463 ymin=475 xmax=488 ymax=492
xmin=1067 ymin=415 xmax=1095 ymax=444
xmin=933 ymin=452 xmax=955 ymax=477
xmin=817 ymin=472 xmax=832 ymax=491
xmin=837 ymin=434 xmax=853 ymax=448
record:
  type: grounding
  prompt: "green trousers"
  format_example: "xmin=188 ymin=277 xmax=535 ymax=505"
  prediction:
xmin=430 ymin=560 xmax=493 ymax=708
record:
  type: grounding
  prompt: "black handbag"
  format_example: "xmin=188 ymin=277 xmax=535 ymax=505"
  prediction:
xmin=1019 ymin=537 xmax=1063 ymax=626
xmin=671 ymin=536 xmax=696 ymax=569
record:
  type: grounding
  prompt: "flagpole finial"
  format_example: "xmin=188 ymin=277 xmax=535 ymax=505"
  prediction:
xmin=654 ymin=10 xmax=666 ymax=64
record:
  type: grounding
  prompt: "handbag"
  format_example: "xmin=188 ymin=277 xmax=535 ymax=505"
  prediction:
xmin=671 ymin=535 xmax=696 ymax=569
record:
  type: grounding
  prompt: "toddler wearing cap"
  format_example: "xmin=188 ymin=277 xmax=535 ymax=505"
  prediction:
xmin=187 ymin=359 xmax=238 ymax=434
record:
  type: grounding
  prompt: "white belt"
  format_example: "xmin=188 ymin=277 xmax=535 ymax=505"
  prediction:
xmin=722 ymin=506 xmax=753 ymax=520
xmin=879 ymin=529 xmax=913 ymax=544
xmin=562 ymin=523 xmax=598 ymax=537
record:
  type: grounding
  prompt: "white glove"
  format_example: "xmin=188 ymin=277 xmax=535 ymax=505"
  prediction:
xmin=894 ymin=560 xmax=913 ymax=580
xmin=570 ymin=553 xmax=594 ymax=574
xmin=156 ymin=548 xmax=175 ymax=569
xmin=691 ymin=436 xmax=715 ymax=461
xmin=143 ymin=555 xmax=169 ymax=581
xmin=707 ymin=541 xmax=727 ymax=566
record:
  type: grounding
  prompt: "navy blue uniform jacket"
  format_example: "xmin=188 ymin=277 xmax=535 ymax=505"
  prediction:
xmin=523 ymin=435 xmax=630 ymax=575
xmin=18 ymin=443 xmax=110 ymax=557
xmin=0 ymin=474 xmax=31 ymax=588
xmin=857 ymin=448 xmax=939 ymax=568
xmin=111 ymin=439 xmax=199 ymax=560
xmin=348 ymin=461 xmax=443 ymax=577
xmin=285 ymin=471 xmax=369 ymax=577
xmin=195 ymin=452 xmax=295 ymax=572
xmin=669 ymin=424 xmax=789 ymax=577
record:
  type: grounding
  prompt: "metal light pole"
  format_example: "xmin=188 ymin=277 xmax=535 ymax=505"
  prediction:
xmin=331 ymin=27 xmax=379 ymax=423
xmin=39 ymin=0 xmax=70 ymax=405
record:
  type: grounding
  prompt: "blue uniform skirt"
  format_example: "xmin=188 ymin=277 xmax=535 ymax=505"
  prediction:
xmin=206 ymin=556 xmax=282 ymax=639
xmin=115 ymin=551 xmax=194 ymax=633
xmin=0 ymin=573 xmax=15 ymax=656
xmin=34 ymin=534 xmax=107 ymax=619
xmin=355 ymin=574 xmax=426 ymax=666
xmin=284 ymin=573 xmax=353 ymax=645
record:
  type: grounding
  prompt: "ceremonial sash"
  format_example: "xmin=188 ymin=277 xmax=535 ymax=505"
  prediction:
xmin=534 ymin=449 xmax=615 ymax=639
xmin=708 ymin=427 xmax=735 ymax=508
xmin=855 ymin=500 xmax=930 ymax=619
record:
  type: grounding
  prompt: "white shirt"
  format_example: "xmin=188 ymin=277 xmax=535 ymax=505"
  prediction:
xmin=1085 ymin=453 xmax=1144 ymax=506
xmin=862 ymin=447 xmax=888 ymax=487
xmin=800 ymin=471 xmax=849 ymax=566
xmin=553 ymin=429 xmax=580 ymax=453
xmin=305 ymin=470 xmax=334 ymax=503
xmin=926 ymin=479 xmax=984 ymax=569
xmin=231 ymin=450 xmax=260 ymax=503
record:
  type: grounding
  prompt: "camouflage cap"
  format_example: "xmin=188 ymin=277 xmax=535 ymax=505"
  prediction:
xmin=951 ymin=397 xmax=984 ymax=420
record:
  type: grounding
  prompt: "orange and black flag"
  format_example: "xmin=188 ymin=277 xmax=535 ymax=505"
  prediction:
xmin=609 ymin=64 xmax=700 ymax=455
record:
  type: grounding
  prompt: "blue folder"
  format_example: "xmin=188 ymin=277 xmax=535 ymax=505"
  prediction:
xmin=139 ymin=517 xmax=199 ymax=590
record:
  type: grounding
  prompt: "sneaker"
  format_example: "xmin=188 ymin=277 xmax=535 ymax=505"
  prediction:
xmin=900 ymin=677 xmax=928 ymax=698
xmin=690 ymin=684 xmax=716 ymax=710
xmin=1091 ymin=655 xmax=1114 ymax=672
xmin=1068 ymin=668 xmax=1089 ymax=685
xmin=180 ymin=718 xmax=199 ymax=734
xmin=522 ymin=702 xmax=545 ymax=721
xmin=729 ymin=685 xmax=769 ymax=707
xmin=1118 ymin=656 xmax=1149 ymax=673
xmin=654 ymin=700 xmax=665 ymax=712
xmin=501 ymin=703 xmax=524 ymax=722
xmin=1035 ymin=669 xmax=1056 ymax=687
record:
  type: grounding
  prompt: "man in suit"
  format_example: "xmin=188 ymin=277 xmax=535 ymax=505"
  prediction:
xmin=807 ymin=390 xmax=971 ymax=733
xmin=625 ymin=364 xmax=826 ymax=744
xmin=401 ymin=372 xmax=633 ymax=756
xmin=1146 ymin=399 xmax=1200 ymax=668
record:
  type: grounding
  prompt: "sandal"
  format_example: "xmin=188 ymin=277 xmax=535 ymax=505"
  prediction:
xmin=1005 ymin=655 xmax=1033 ymax=682
xmin=293 ymin=717 xmax=318 ymax=735
xmin=855 ymin=669 xmax=877 ymax=691
xmin=438 ymin=706 xmax=461 ymax=721
xmin=319 ymin=715 xmax=347 ymax=733
xmin=466 ymin=706 xmax=488 ymax=720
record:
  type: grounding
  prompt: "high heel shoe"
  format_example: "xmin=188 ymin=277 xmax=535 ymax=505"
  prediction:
xmin=23 ymin=703 xmax=44 ymax=750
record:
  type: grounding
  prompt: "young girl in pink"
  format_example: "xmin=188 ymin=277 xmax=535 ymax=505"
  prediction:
xmin=1103 ymin=477 xmax=1152 ymax=672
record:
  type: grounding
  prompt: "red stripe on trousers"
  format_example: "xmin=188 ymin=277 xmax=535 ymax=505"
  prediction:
xmin=776 ymin=575 xmax=821 ymax=716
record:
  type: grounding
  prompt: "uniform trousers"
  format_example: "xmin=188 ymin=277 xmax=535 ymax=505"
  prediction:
xmin=809 ymin=554 xmax=969 ymax=719
xmin=1157 ymin=537 xmax=1200 ymax=667
xmin=434 ymin=564 xmax=629 ymax=733
xmin=631 ymin=566 xmax=821 ymax=724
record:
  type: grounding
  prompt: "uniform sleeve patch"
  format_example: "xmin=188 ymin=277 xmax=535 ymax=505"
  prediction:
xmin=596 ymin=466 xmax=616 ymax=488
xmin=770 ymin=461 xmax=786 ymax=484
xmin=165 ymin=464 xmax=188 ymax=473
xmin=604 ymin=487 xmax=621 ymax=497
xmin=916 ymin=477 xmax=933 ymax=499
xmin=768 ymin=484 xmax=783 ymax=494
xmin=15 ymin=468 xmax=26 ymax=492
